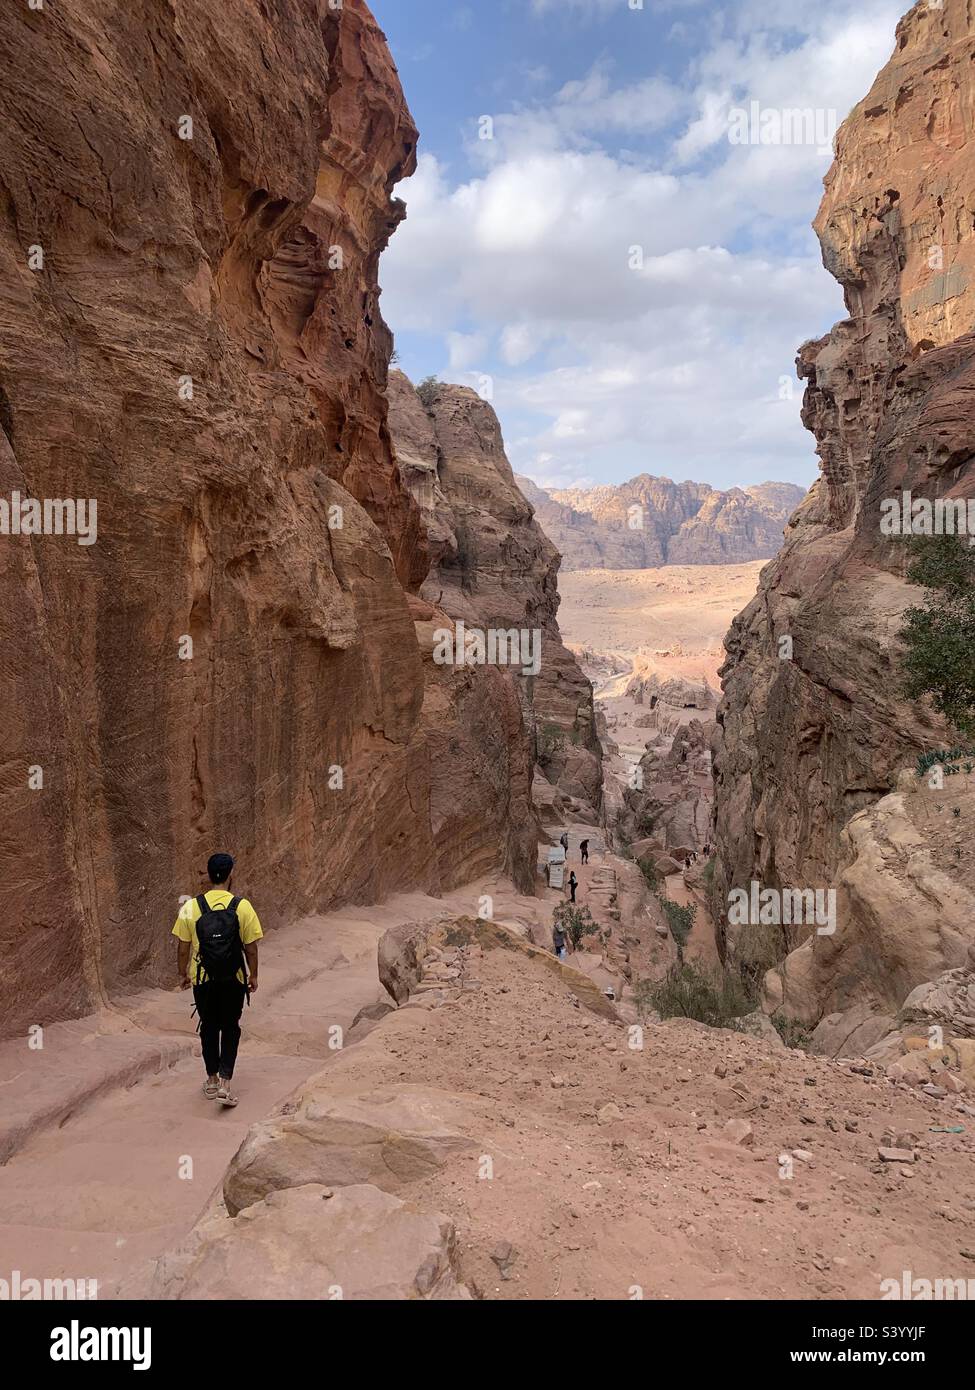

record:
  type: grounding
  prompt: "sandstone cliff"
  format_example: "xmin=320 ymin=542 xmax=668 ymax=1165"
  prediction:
xmin=711 ymin=0 xmax=975 ymax=1040
xmin=0 ymin=1 xmax=543 ymax=1039
xmin=518 ymin=474 xmax=805 ymax=570
xmin=389 ymin=373 xmax=603 ymax=825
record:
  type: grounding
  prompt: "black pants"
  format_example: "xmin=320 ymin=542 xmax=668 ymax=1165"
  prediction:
xmin=194 ymin=980 xmax=246 ymax=1079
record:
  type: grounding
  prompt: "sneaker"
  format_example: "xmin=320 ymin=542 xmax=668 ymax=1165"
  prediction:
xmin=203 ymin=1077 xmax=220 ymax=1099
xmin=217 ymin=1080 xmax=238 ymax=1108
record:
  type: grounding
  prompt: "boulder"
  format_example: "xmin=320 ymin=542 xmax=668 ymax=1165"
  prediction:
xmin=223 ymin=1084 xmax=477 ymax=1216
xmin=146 ymin=1184 xmax=471 ymax=1300
xmin=378 ymin=921 xmax=431 ymax=1005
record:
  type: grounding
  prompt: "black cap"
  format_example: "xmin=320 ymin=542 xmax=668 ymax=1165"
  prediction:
xmin=207 ymin=853 xmax=235 ymax=884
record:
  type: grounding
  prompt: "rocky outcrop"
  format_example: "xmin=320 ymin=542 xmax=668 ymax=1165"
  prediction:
xmin=621 ymin=720 xmax=713 ymax=866
xmin=223 ymin=1085 xmax=477 ymax=1217
xmin=0 ymin=1 xmax=543 ymax=1040
xmin=765 ymin=776 xmax=975 ymax=1040
xmin=712 ymin=1 xmax=975 ymax=1026
xmin=390 ymin=374 xmax=602 ymax=822
xmin=141 ymin=1184 xmax=471 ymax=1300
xmin=518 ymin=474 xmax=805 ymax=570
xmin=626 ymin=670 xmax=717 ymax=738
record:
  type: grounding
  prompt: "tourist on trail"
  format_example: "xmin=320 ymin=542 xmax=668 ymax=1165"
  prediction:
xmin=173 ymin=853 xmax=262 ymax=1108
xmin=568 ymin=870 xmax=578 ymax=904
xmin=580 ymin=838 xmax=590 ymax=865
xmin=553 ymin=922 xmax=568 ymax=961
xmin=560 ymin=831 xmax=569 ymax=853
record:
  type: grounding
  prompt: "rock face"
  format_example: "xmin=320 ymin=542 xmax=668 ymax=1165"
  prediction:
xmin=389 ymin=374 xmax=602 ymax=822
xmin=622 ymin=721 xmax=714 ymax=866
xmin=712 ymin=0 xmax=975 ymax=1027
xmin=518 ymin=475 xmax=805 ymax=570
xmin=765 ymin=777 xmax=975 ymax=1044
xmin=0 ymin=1 xmax=550 ymax=1039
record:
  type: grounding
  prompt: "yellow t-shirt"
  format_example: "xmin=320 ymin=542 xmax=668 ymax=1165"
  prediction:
xmin=172 ymin=889 xmax=263 ymax=985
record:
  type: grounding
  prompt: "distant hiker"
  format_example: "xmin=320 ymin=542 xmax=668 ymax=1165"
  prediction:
xmin=568 ymin=871 xmax=578 ymax=904
xmin=553 ymin=922 xmax=568 ymax=961
xmin=580 ymin=839 xmax=590 ymax=865
xmin=560 ymin=831 xmax=569 ymax=853
xmin=173 ymin=853 xmax=263 ymax=1108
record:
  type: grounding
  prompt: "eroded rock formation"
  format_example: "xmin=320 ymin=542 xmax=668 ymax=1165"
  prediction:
xmin=518 ymin=474 xmax=805 ymax=570
xmin=711 ymin=0 xmax=975 ymax=1041
xmin=389 ymin=373 xmax=602 ymax=825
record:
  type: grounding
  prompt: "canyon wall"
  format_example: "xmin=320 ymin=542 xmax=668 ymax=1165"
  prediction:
xmin=0 ymin=1 xmax=544 ymax=1039
xmin=518 ymin=474 xmax=805 ymax=570
xmin=711 ymin=0 xmax=975 ymax=1031
xmin=389 ymin=373 xmax=602 ymax=825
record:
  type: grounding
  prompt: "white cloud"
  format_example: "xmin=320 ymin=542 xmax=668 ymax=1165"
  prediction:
xmin=383 ymin=0 xmax=904 ymax=489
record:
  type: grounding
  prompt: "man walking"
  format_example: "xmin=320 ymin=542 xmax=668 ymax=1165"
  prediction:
xmin=173 ymin=853 xmax=262 ymax=1107
xmin=580 ymin=838 xmax=589 ymax=865
xmin=568 ymin=870 xmax=579 ymax=904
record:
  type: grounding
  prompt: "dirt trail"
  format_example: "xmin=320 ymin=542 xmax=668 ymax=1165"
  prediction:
xmin=0 ymin=882 xmax=537 ymax=1292
xmin=6 ymin=843 xmax=973 ymax=1303
xmin=0 ymin=818 xmax=652 ymax=1296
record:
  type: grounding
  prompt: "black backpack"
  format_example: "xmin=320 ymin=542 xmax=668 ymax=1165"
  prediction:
xmin=195 ymin=894 xmax=247 ymax=990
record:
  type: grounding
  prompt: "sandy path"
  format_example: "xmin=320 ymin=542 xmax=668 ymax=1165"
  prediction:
xmin=0 ymin=886 xmax=508 ymax=1293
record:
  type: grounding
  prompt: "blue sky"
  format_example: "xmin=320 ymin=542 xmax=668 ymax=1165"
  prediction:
xmin=370 ymin=0 xmax=903 ymax=492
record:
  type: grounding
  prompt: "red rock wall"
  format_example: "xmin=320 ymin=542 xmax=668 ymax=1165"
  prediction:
xmin=388 ymin=373 xmax=603 ymax=824
xmin=712 ymin=0 xmax=975 ymax=968
xmin=0 ymin=1 xmax=537 ymax=1038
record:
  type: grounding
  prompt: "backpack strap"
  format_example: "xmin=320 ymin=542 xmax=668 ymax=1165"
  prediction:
xmin=226 ymin=899 xmax=250 ymax=1000
xmin=197 ymin=894 xmax=210 ymax=914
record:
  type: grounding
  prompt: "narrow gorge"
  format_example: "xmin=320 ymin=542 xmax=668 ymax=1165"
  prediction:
xmin=0 ymin=0 xmax=973 ymax=1319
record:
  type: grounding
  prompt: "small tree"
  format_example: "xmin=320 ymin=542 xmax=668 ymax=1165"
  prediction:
xmin=553 ymin=901 xmax=598 ymax=952
xmin=901 ymin=535 xmax=975 ymax=736
xmin=416 ymin=374 xmax=440 ymax=409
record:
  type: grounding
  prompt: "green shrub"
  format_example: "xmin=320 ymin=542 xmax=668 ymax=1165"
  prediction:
xmin=901 ymin=535 xmax=975 ymax=737
xmin=772 ymin=1015 xmax=813 ymax=1050
xmin=658 ymin=896 xmax=695 ymax=959
xmin=553 ymin=901 xmax=598 ymax=952
xmin=915 ymin=745 xmax=975 ymax=778
xmin=638 ymin=961 xmax=751 ymax=1028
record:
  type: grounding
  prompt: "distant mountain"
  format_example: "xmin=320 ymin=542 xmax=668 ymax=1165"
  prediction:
xmin=515 ymin=473 xmax=807 ymax=569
